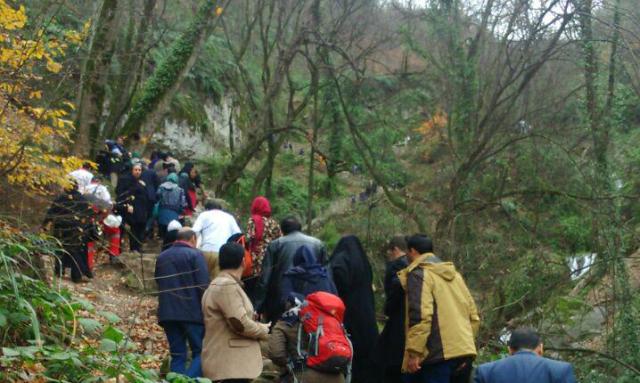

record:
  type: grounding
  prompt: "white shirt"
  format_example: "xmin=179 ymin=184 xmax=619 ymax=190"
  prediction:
xmin=84 ymin=183 xmax=112 ymax=205
xmin=192 ymin=209 xmax=241 ymax=252
xmin=69 ymin=168 xmax=94 ymax=192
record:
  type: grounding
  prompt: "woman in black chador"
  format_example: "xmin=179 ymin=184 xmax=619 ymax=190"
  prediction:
xmin=116 ymin=163 xmax=149 ymax=252
xmin=330 ymin=235 xmax=380 ymax=383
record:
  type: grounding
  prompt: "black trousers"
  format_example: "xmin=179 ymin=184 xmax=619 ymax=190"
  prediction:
xmin=54 ymin=246 xmax=88 ymax=283
xmin=128 ymin=222 xmax=146 ymax=252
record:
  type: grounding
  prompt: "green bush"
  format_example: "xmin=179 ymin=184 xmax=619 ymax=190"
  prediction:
xmin=0 ymin=228 xmax=157 ymax=382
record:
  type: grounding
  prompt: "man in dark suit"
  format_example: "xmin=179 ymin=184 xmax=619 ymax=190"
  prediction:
xmin=474 ymin=328 xmax=577 ymax=383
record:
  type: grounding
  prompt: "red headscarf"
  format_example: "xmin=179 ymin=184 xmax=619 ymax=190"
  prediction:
xmin=250 ymin=196 xmax=272 ymax=252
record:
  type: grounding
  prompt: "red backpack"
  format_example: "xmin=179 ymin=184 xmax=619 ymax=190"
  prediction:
xmin=297 ymin=291 xmax=353 ymax=375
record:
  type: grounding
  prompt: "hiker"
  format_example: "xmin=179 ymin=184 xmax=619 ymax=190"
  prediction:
xmin=201 ymin=242 xmax=270 ymax=382
xmin=43 ymin=180 xmax=95 ymax=283
xmin=68 ymin=162 xmax=94 ymax=193
xmin=280 ymin=245 xmax=336 ymax=303
xmin=179 ymin=162 xmax=201 ymax=217
xmin=475 ymin=328 xmax=576 ymax=383
xmin=153 ymin=152 xmax=169 ymax=178
xmin=399 ymin=234 xmax=480 ymax=383
xmin=156 ymin=173 xmax=187 ymax=240
xmin=330 ymin=235 xmax=380 ymax=383
xmin=192 ymin=200 xmax=241 ymax=279
xmin=149 ymin=150 xmax=161 ymax=169
xmin=115 ymin=163 xmax=150 ymax=252
xmin=165 ymin=151 xmax=181 ymax=173
xmin=255 ymin=216 xmax=328 ymax=323
xmin=103 ymin=214 xmax=122 ymax=263
xmin=83 ymin=174 xmax=112 ymax=208
xmin=245 ymin=196 xmax=281 ymax=297
xmin=375 ymin=236 xmax=409 ymax=383
xmin=105 ymin=136 xmax=129 ymax=187
xmin=268 ymin=293 xmax=345 ymax=383
xmin=162 ymin=220 xmax=182 ymax=251
xmin=154 ymin=229 xmax=209 ymax=378
xmin=141 ymin=161 xmax=160 ymax=236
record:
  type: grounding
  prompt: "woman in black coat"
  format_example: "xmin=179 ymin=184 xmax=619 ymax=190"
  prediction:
xmin=330 ymin=235 xmax=380 ymax=383
xmin=116 ymin=163 xmax=149 ymax=252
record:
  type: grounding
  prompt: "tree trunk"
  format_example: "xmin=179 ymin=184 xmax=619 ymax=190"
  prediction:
xmin=73 ymin=0 xmax=119 ymax=157
xmin=120 ymin=0 xmax=223 ymax=145
xmin=101 ymin=0 xmax=156 ymax=145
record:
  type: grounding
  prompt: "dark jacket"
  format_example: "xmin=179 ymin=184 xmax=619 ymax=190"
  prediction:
xmin=104 ymin=140 xmax=128 ymax=174
xmin=281 ymin=245 xmax=337 ymax=304
xmin=376 ymin=255 xmax=409 ymax=369
xmin=140 ymin=168 xmax=159 ymax=204
xmin=474 ymin=351 xmax=577 ymax=383
xmin=115 ymin=174 xmax=149 ymax=224
xmin=43 ymin=190 xmax=94 ymax=250
xmin=330 ymin=235 xmax=380 ymax=383
xmin=154 ymin=241 xmax=210 ymax=324
xmin=255 ymin=231 xmax=328 ymax=322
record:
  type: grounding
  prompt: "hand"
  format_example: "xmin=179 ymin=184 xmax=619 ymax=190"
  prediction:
xmin=407 ymin=354 xmax=422 ymax=374
xmin=127 ymin=205 xmax=134 ymax=214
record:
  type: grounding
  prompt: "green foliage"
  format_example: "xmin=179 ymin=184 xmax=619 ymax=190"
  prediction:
xmin=0 ymin=229 xmax=157 ymax=382
xmin=317 ymin=221 xmax=341 ymax=250
xmin=170 ymin=93 xmax=209 ymax=131
xmin=166 ymin=372 xmax=212 ymax=383
xmin=269 ymin=176 xmax=309 ymax=220
xmin=122 ymin=0 xmax=219 ymax=134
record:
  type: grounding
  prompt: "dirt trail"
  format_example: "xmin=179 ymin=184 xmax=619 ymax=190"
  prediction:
xmin=59 ymin=249 xmax=168 ymax=370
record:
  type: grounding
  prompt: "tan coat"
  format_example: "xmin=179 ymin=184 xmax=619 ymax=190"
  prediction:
xmin=201 ymin=271 xmax=270 ymax=381
xmin=268 ymin=320 xmax=345 ymax=383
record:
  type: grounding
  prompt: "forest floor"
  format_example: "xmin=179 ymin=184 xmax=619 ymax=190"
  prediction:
xmin=57 ymin=249 xmax=168 ymax=371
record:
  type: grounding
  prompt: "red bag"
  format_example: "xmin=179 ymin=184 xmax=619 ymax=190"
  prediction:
xmin=298 ymin=291 xmax=353 ymax=373
xmin=86 ymin=241 xmax=95 ymax=270
xmin=237 ymin=235 xmax=253 ymax=278
xmin=103 ymin=225 xmax=121 ymax=257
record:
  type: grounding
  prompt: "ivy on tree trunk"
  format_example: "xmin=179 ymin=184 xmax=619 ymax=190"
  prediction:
xmin=120 ymin=0 xmax=222 ymax=141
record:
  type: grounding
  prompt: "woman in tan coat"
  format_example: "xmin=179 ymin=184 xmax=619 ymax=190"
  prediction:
xmin=268 ymin=295 xmax=345 ymax=383
xmin=201 ymin=242 xmax=270 ymax=383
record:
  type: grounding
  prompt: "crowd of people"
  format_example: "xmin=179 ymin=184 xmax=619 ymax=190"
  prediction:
xmin=43 ymin=136 xmax=577 ymax=383
xmin=43 ymin=135 xmax=206 ymax=281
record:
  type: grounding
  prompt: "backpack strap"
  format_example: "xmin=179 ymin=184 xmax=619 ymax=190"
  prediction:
xmin=291 ymin=324 xmax=307 ymax=383
xmin=315 ymin=315 xmax=324 ymax=355
xmin=296 ymin=322 xmax=305 ymax=360
xmin=344 ymin=325 xmax=353 ymax=383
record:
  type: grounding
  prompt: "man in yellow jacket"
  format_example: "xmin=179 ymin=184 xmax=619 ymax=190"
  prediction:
xmin=399 ymin=234 xmax=480 ymax=383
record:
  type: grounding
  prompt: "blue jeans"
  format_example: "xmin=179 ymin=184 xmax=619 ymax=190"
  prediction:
xmin=402 ymin=357 xmax=472 ymax=383
xmin=161 ymin=321 xmax=204 ymax=377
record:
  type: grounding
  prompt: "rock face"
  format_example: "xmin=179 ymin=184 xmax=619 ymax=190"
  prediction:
xmin=150 ymin=96 xmax=240 ymax=159
xmin=118 ymin=251 xmax=157 ymax=292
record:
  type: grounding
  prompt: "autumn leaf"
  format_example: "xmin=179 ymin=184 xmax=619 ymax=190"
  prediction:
xmin=46 ymin=59 xmax=62 ymax=73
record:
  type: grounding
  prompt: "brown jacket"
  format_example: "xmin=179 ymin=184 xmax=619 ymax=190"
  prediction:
xmin=201 ymin=271 xmax=270 ymax=381
xmin=268 ymin=320 xmax=345 ymax=383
